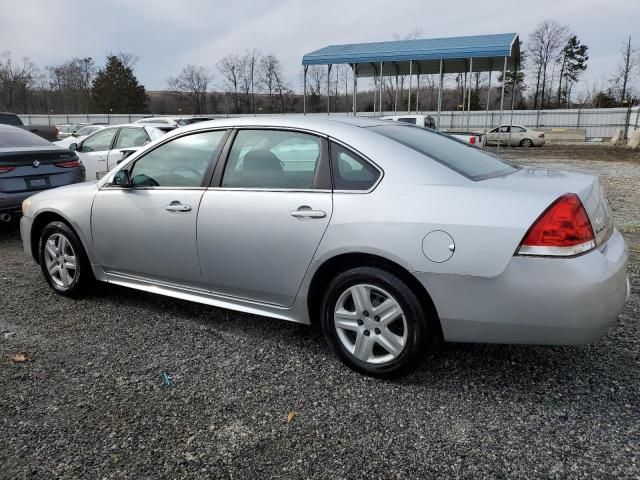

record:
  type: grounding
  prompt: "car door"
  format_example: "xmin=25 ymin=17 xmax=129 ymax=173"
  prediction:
xmin=76 ymin=127 xmax=118 ymax=180
xmin=107 ymin=126 xmax=151 ymax=170
xmin=510 ymin=126 xmax=526 ymax=145
xmin=197 ymin=128 xmax=333 ymax=307
xmin=91 ymin=129 xmax=229 ymax=287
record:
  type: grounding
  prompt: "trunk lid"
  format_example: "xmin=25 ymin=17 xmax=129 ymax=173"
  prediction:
xmin=480 ymin=167 xmax=613 ymax=246
xmin=0 ymin=147 xmax=80 ymax=193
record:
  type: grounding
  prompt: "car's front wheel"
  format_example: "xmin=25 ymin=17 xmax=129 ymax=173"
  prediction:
xmin=39 ymin=221 xmax=93 ymax=297
xmin=320 ymin=266 xmax=432 ymax=378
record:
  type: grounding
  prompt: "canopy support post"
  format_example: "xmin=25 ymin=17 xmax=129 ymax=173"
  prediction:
xmin=497 ymin=56 xmax=507 ymax=152
xmin=486 ymin=68 xmax=492 ymax=129
xmin=379 ymin=61 xmax=383 ymax=115
xmin=415 ymin=64 xmax=421 ymax=114
xmin=407 ymin=60 xmax=413 ymax=113
xmin=436 ymin=59 xmax=443 ymax=131
xmin=327 ymin=64 xmax=332 ymax=114
xmin=508 ymin=60 xmax=519 ymax=148
xmin=303 ymin=65 xmax=308 ymax=115
xmin=393 ymin=62 xmax=399 ymax=114
xmin=467 ymin=58 xmax=473 ymax=129
xmin=352 ymin=64 xmax=357 ymax=116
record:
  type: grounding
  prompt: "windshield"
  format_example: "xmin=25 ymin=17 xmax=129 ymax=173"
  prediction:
xmin=370 ymin=124 xmax=518 ymax=181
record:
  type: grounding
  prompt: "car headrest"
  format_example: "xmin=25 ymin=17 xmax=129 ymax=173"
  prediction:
xmin=243 ymin=149 xmax=282 ymax=173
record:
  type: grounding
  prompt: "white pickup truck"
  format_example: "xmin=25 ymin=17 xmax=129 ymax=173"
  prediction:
xmin=381 ymin=115 xmax=486 ymax=147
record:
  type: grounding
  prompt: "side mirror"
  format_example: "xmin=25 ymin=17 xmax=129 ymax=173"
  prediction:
xmin=113 ymin=170 xmax=132 ymax=187
xmin=69 ymin=143 xmax=78 ymax=151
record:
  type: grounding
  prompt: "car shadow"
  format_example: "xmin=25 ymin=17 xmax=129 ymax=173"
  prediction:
xmin=89 ymin=280 xmax=634 ymax=410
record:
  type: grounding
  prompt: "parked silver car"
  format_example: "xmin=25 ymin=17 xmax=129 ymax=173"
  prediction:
xmin=20 ymin=117 xmax=628 ymax=377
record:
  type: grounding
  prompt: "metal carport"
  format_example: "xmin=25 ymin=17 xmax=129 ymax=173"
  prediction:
xmin=302 ymin=32 xmax=520 ymax=133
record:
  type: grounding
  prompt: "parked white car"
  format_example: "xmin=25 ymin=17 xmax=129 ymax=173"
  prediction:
xmin=485 ymin=125 xmax=546 ymax=148
xmin=54 ymin=125 xmax=108 ymax=148
xmin=69 ymin=124 xmax=164 ymax=180
xmin=135 ymin=116 xmax=218 ymax=131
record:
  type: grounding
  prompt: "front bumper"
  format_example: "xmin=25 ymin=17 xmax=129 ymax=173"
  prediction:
xmin=416 ymin=228 xmax=629 ymax=345
xmin=20 ymin=214 xmax=35 ymax=260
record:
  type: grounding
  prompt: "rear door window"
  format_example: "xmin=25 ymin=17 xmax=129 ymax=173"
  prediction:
xmin=370 ymin=124 xmax=517 ymax=181
xmin=222 ymin=130 xmax=322 ymax=189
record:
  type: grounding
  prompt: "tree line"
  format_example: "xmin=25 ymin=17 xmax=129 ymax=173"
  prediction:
xmin=0 ymin=20 xmax=638 ymax=115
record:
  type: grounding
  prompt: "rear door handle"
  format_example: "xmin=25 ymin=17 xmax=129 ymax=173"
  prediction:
xmin=290 ymin=206 xmax=326 ymax=219
xmin=165 ymin=202 xmax=191 ymax=212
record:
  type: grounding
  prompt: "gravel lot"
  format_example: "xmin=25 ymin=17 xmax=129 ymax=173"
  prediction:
xmin=1 ymin=144 xmax=639 ymax=479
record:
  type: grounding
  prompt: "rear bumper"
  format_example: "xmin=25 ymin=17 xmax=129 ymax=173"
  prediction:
xmin=416 ymin=228 xmax=629 ymax=345
xmin=0 ymin=191 xmax=31 ymax=214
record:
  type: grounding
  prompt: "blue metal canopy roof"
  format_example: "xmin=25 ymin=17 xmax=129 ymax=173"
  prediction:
xmin=302 ymin=33 xmax=519 ymax=76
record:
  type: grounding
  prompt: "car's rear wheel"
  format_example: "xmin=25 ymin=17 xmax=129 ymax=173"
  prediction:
xmin=39 ymin=221 xmax=93 ymax=297
xmin=520 ymin=138 xmax=533 ymax=148
xmin=320 ymin=266 xmax=431 ymax=378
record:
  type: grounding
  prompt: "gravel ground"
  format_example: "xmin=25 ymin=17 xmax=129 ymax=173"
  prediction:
xmin=1 ymin=144 xmax=639 ymax=479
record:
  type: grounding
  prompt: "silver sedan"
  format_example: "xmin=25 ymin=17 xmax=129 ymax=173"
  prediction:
xmin=20 ymin=117 xmax=629 ymax=377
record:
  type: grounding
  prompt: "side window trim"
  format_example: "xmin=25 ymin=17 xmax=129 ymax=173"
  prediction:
xmin=112 ymin=128 xmax=230 ymax=190
xmin=213 ymin=127 xmax=331 ymax=191
xmin=328 ymin=138 xmax=383 ymax=193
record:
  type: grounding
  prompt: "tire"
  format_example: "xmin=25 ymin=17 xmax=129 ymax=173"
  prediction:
xmin=38 ymin=221 xmax=94 ymax=297
xmin=320 ymin=266 xmax=432 ymax=378
xmin=520 ymin=138 xmax=533 ymax=148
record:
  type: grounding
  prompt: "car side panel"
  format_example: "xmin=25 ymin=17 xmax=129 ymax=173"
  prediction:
xmin=313 ymin=182 xmax=559 ymax=279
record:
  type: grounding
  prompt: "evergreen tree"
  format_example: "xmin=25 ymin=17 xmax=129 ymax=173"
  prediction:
xmin=557 ymin=35 xmax=588 ymax=108
xmin=91 ymin=55 xmax=147 ymax=113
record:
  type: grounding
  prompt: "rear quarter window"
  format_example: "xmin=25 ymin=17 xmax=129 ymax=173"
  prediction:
xmin=370 ymin=124 xmax=517 ymax=181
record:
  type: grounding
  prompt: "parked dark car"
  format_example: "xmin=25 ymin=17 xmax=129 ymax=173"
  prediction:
xmin=0 ymin=112 xmax=59 ymax=142
xmin=0 ymin=124 xmax=84 ymax=221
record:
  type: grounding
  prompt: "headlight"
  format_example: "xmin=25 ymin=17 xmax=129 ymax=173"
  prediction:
xmin=21 ymin=198 xmax=32 ymax=217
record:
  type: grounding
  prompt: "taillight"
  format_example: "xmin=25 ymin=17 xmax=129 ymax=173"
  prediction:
xmin=539 ymin=133 xmax=544 ymax=138
xmin=55 ymin=160 xmax=81 ymax=168
xmin=516 ymin=194 xmax=595 ymax=257
xmin=0 ymin=166 xmax=15 ymax=173
xmin=469 ymin=136 xmax=476 ymax=145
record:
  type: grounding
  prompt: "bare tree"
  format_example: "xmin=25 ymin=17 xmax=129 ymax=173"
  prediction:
xmin=240 ymin=50 xmax=260 ymax=114
xmin=114 ymin=52 xmax=140 ymax=70
xmin=168 ymin=65 xmax=212 ymax=114
xmin=611 ymin=36 xmax=639 ymax=105
xmin=217 ymin=55 xmax=243 ymax=113
xmin=0 ymin=52 xmax=39 ymax=112
xmin=307 ymin=65 xmax=326 ymax=112
xmin=47 ymin=57 xmax=97 ymax=113
xmin=528 ymin=20 xmax=569 ymax=108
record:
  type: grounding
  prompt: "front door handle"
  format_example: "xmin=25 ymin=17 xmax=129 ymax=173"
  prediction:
xmin=290 ymin=206 xmax=326 ymax=219
xmin=165 ymin=202 xmax=192 ymax=212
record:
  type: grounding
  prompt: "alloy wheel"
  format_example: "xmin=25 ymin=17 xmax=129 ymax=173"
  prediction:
xmin=43 ymin=233 xmax=77 ymax=289
xmin=333 ymin=284 xmax=408 ymax=364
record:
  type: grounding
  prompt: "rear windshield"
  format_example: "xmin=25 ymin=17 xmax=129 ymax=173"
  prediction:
xmin=0 ymin=128 xmax=52 ymax=147
xmin=370 ymin=124 xmax=518 ymax=181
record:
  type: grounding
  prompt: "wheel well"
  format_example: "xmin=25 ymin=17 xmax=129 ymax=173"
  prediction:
xmin=307 ymin=253 xmax=442 ymax=338
xmin=30 ymin=212 xmax=70 ymax=264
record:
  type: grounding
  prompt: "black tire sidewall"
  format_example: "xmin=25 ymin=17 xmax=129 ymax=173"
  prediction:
xmin=320 ymin=266 xmax=429 ymax=378
xmin=520 ymin=138 xmax=532 ymax=148
xmin=38 ymin=221 xmax=91 ymax=296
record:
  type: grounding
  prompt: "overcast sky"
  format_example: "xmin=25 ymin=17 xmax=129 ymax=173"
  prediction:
xmin=1 ymin=0 xmax=638 ymax=93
